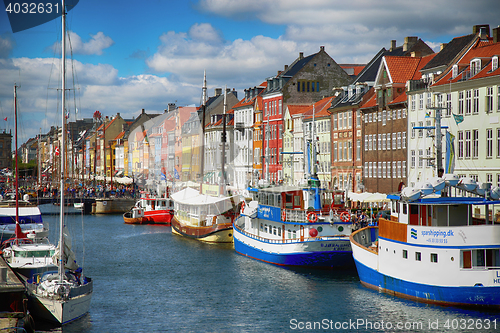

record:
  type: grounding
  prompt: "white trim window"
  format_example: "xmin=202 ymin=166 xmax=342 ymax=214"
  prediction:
xmin=487 ymin=87 xmax=494 ymax=113
xmin=487 ymin=128 xmax=493 ymax=158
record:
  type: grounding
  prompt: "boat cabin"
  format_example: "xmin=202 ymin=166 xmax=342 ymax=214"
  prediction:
xmin=388 ymin=196 xmax=500 ymax=227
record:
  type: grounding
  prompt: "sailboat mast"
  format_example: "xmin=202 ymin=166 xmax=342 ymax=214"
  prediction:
xmin=14 ymin=84 xmax=19 ymax=223
xmin=200 ymin=71 xmax=207 ymax=185
xmin=220 ymin=85 xmax=227 ymax=195
xmin=59 ymin=0 xmax=66 ymax=282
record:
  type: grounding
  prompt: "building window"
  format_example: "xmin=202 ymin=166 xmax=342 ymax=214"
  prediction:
xmin=356 ymin=140 xmax=361 ymax=160
xmin=402 ymin=161 xmax=406 ymax=178
xmin=465 ymin=130 xmax=471 ymax=158
xmin=411 ymin=150 xmax=416 ymax=168
xmin=431 ymin=253 xmax=438 ymax=263
xmin=465 ymin=90 xmax=472 ymax=115
xmin=397 ymin=132 xmax=401 ymax=149
xmin=402 ymin=132 xmax=406 ymax=149
xmin=411 ymin=96 xmax=416 ymax=111
xmin=446 ymin=93 xmax=452 ymax=116
xmin=418 ymin=121 xmax=423 ymax=138
xmin=487 ymin=129 xmax=494 ymax=157
xmin=458 ymin=91 xmax=464 ymax=115
xmin=411 ymin=122 xmax=416 ymax=139
xmin=472 ymin=129 xmax=479 ymax=158
xmin=382 ymin=161 xmax=386 ymax=178
xmin=382 ymin=133 xmax=386 ymax=150
xmin=397 ymin=161 xmax=401 ymax=178
xmin=458 ymin=131 xmax=464 ymax=159
xmin=493 ymin=56 xmax=499 ymax=71
xmin=419 ymin=93 xmax=423 ymax=110
xmin=418 ymin=150 xmax=423 ymax=167
xmin=487 ymin=87 xmax=494 ymax=113
xmin=393 ymin=161 xmax=396 ymax=178
xmin=473 ymin=89 xmax=479 ymax=114
xmin=497 ymin=128 xmax=500 ymax=158
xmin=364 ymin=162 xmax=368 ymax=177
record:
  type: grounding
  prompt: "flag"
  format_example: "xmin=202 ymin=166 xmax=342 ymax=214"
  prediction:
xmin=174 ymin=168 xmax=180 ymax=180
xmin=15 ymin=222 xmax=28 ymax=239
xmin=3 ymin=117 xmax=6 ymax=121
xmin=445 ymin=131 xmax=455 ymax=174
xmin=453 ymin=113 xmax=464 ymax=125
xmin=161 ymin=173 xmax=166 ymax=181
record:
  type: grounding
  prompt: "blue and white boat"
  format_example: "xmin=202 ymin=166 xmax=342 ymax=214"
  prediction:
xmin=233 ymin=183 xmax=355 ymax=268
xmin=350 ymin=176 xmax=500 ymax=308
xmin=0 ymin=200 xmax=46 ymax=243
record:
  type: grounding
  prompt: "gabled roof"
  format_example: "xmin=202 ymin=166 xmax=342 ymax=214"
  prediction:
xmin=421 ymin=34 xmax=477 ymax=71
xmin=287 ymin=105 xmax=310 ymax=116
xmin=303 ymin=97 xmax=335 ymax=120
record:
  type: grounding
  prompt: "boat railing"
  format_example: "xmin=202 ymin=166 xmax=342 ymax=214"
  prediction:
xmin=234 ymin=223 xmax=348 ymax=244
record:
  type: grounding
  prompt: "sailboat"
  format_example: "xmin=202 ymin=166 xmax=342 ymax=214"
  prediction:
xmin=0 ymin=85 xmax=47 ymax=243
xmin=25 ymin=0 xmax=93 ymax=324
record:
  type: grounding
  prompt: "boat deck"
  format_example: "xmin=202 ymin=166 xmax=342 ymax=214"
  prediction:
xmin=0 ymin=257 xmax=25 ymax=293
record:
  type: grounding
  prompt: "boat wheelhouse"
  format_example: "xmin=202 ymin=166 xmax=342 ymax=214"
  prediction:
xmin=123 ymin=196 xmax=174 ymax=225
xmin=350 ymin=177 xmax=500 ymax=308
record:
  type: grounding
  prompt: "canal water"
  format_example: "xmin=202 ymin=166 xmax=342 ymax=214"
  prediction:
xmin=36 ymin=211 xmax=499 ymax=332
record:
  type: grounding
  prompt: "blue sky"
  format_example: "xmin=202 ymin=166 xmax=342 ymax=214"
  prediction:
xmin=0 ymin=0 xmax=499 ymax=145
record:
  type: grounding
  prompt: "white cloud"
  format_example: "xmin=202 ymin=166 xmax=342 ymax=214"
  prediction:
xmin=50 ymin=31 xmax=114 ymax=55
xmin=0 ymin=34 xmax=15 ymax=58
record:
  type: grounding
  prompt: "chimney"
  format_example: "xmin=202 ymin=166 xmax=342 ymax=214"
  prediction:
xmin=284 ymin=64 xmax=288 ymax=71
xmin=403 ymin=37 xmax=418 ymax=52
xmin=299 ymin=52 xmax=304 ymax=60
xmin=473 ymin=24 xmax=490 ymax=36
xmin=390 ymin=40 xmax=396 ymax=51
xmin=141 ymin=108 xmax=145 ymax=114
xmin=215 ymin=88 xmax=222 ymax=96
xmin=320 ymin=46 xmax=325 ymax=52
xmin=116 ymin=112 xmax=120 ymax=118
xmin=494 ymin=27 xmax=499 ymax=43
xmin=411 ymin=51 xmax=421 ymax=58
xmin=440 ymin=43 xmax=447 ymax=51
xmin=277 ymin=70 xmax=282 ymax=76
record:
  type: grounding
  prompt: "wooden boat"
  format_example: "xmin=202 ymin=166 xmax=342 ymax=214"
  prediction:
xmin=170 ymin=187 xmax=239 ymax=243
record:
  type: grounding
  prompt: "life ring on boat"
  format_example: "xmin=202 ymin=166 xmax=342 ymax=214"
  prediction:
xmin=307 ymin=212 xmax=318 ymax=223
xmin=281 ymin=210 xmax=286 ymax=221
xmin=340 ymin=211 xmax=350 ymax=222
xmin=240 ymin=201 xmax=245 ymax=213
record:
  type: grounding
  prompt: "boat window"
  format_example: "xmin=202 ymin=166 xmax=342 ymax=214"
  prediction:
xmin=415 ymin=252 xmax=421 ymax=261
xmin=294 ymin=195 xmax=300 ymax=207
xmin=463 ymin=249 xmax=500 ymax=268
xmin=14 ymin=250 xmax=55 ymax=258
xmin=276 ymin=195 xmax=281 ymax=208
xmin=288 ymin=229 xmax=291 ymax=238
xmin=273 ymin=226 xmax=277 ymax=235
xmin=260 ymin=223 xmax=263 ymax=231
xmin=402 ymin=249 xmax=408 ymax=259
xmin=292 ymin=230 xmax=297 ymax=239
xmin=285 ymin=193 xmax=293 ymax=208
xmin=268 ymin=194 xmax=274 ymax=206
xmin=430 ymin=253 xmax=438 ymax=263
xmin=402 ymin=204 xmax=407 ymax=215
xmin=278 ymin=227 xmax=281 ymax=237
xmin=265 ymin=224 xmax=268 ymax=233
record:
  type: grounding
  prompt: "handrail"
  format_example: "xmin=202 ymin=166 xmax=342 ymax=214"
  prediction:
xmin=234 ymin=223 xmax=349 ymax=245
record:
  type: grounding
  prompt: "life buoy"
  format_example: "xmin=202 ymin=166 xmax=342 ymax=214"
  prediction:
xmin=281 ymin=210 xmax=286 ymax=221
xmin=307 ymin=212 xmax=318 ymax=223
xmin=240 ymin=201 xmax=245 ymax=213
xmin=340 ymin=211 xmax=350 ymax=222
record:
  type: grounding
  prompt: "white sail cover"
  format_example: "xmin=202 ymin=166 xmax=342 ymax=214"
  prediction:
xmin=52 ymin=226 xmax=78 ymax=271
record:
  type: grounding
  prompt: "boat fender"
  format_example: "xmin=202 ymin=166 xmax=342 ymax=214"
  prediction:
xmin=309 ymin=228 xmax=318 ymax=237
xmin=307 ymin=212 xmax=318 ymax=223
xmin=281 ymin=210 xmax=286 ymax=221
xmin=340 ymin=211 xmax=350 ymax=222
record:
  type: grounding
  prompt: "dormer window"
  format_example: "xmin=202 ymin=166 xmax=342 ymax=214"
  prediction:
xmin=470 ymin=59 xmax=481 ymax=76
xmin=493 ymin=56 xmax=499 ymax=71
xmin=452 ymin=65 xmax=458 ymax=78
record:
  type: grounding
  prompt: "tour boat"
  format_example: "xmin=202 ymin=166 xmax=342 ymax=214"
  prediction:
xmin=170 ymin=187 xmax=240 ymax=243
xmin=350 ymin=175 xmax=500 ymax=308
xmin=123 ymin=196 xmax=174 ymax=225
xmin=233 ymin=183 xmax=355 ymax=268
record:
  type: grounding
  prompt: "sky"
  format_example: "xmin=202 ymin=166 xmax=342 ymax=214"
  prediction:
xmin=0 ymin=0 xmax=499 ymax=146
